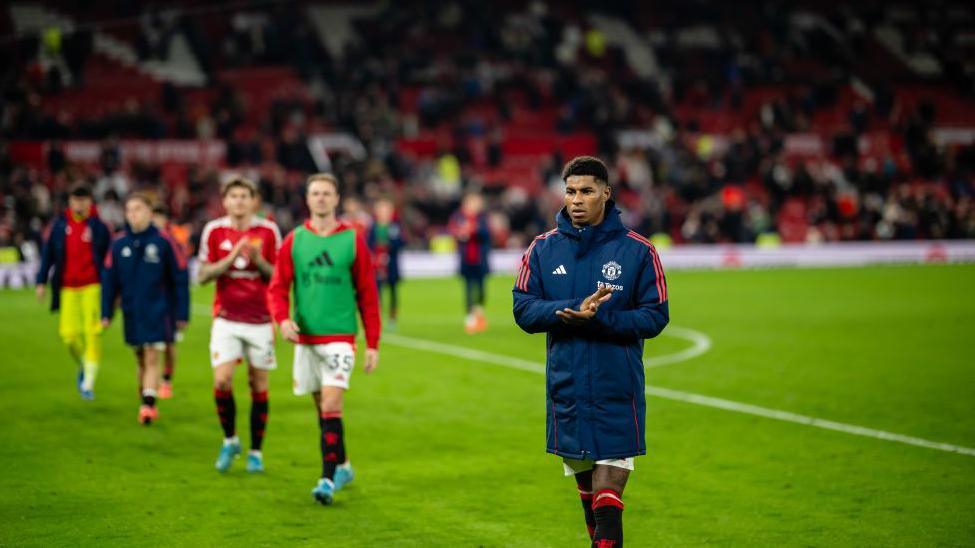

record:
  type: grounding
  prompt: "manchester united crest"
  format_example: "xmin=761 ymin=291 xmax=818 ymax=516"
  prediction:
xmin=601 ymin=260 xmax=622 ymax=281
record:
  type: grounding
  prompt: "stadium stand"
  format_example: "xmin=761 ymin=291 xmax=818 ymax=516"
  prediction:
xmin=1 ymin=0 xmax=973 ymax=265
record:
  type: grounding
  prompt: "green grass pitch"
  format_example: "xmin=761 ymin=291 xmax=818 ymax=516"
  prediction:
xmin=1 ymin=264 xmax=973 ymax=546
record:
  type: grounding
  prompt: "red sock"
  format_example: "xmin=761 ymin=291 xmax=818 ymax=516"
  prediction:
xmin=250 ymin=391 xmax=268 ymax=451
xmin=214 ymin=389 xmax=235 ymax=438
xmin=592 ymin=489 xmax=624 ymax=548
xmin=319 ymin=411 xmax=345 ymax=479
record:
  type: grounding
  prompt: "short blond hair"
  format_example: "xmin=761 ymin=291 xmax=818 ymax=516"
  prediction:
xmin=125 ymin=192 xmax=155 ymax=208
xmin=220 ymin=176 xmax=258 ymax=197
xmin=306 ymin=173 xmax=340 ymax=192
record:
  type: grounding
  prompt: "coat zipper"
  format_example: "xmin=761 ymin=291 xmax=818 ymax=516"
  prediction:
xmin=585 ymin=232 xmax=593 ymax=459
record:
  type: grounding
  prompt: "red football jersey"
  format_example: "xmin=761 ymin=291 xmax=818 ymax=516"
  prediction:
xmin=199 ymin=216 xmax=281 ymax=324
xmin=62 ymin=213 xmax=99 ymax=288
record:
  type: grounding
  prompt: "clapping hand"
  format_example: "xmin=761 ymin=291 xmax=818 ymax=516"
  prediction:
xmin=555 ymin=286 xmax=613 ymax=326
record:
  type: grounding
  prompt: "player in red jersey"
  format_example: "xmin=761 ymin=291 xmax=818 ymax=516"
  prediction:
xmin=197 ymin=177 xmax=281 ymax=473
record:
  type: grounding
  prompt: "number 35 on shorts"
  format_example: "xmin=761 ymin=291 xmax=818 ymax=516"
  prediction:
xmin=293 ymin=342 xmax=355 ymax=395
xmin=324 ymin=350 xmax=353 ymax=372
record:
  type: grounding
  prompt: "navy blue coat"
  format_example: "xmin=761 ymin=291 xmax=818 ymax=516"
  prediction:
xmin=512 ymin=203 xmax=669 ymax=460
xmin=35 ymin=208 xmax=112 ymax=311
xmin=101 ymin=225 xmax=189 ymax=346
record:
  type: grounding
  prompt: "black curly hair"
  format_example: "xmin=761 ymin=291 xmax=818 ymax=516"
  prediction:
xmin=561 ymin=155 xmax=609 ymax=186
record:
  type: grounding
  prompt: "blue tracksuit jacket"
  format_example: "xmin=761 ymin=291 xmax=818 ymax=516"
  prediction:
xmin=512 ymin=202 xmax=669 ymax=460
xmin=35 ymin=208 xmax=112 ymax=312
xmin=101 ymin=224 xmax=189 ymax=346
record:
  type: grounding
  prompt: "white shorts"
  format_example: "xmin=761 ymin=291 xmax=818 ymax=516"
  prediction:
xmin=293 ymin=342 xmax=355 ymax=395
xmin=562 ymin=457 xmax=635 ymax=476
xmin=209 ymin=317 xmax=277 ymax=370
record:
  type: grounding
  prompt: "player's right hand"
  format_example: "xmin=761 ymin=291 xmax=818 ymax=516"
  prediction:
xmin=35 ymin=284 xmax=45 ymax=302
xmin=100 ymin=318 xmax=111 ymax=328
xmin=279 ymin=319 xmax=300 ymax=343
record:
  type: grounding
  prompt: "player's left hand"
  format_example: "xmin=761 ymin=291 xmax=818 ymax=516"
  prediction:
xmin=101 ymin=318 xmax=111 ymax=329
xmin=176 ymin=320 xmax=187 ymax=330
xmin=556 ymin=307 xmax=596 ymax=325
xmin=363 ymin=349 xmax=379 ymax=374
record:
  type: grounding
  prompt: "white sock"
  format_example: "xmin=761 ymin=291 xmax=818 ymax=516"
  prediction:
xmin=81 ymin=361 xmax=97 ymax=391
xmin=249 ymin=449 xmax=262 ymax=457
xmin=224 ymin=435 xmax=240 ymax=446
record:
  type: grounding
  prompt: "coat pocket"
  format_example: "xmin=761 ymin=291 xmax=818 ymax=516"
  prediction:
xmin=591 ymin=343 xmax=635 ymax=400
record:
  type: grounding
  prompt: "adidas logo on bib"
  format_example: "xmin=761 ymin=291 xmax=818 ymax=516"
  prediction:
xmin=552 ymin=265 xmax=567 ymax=275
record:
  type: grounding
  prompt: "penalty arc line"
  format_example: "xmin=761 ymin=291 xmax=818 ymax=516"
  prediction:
xmin=381 ymin=333 xmax=975 ymax=458
xmin=645 ymin=325 xmax=711 ymax=368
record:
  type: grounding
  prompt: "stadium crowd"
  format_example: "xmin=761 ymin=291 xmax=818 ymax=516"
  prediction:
xmin=2 ymin=0 xmax=974 ymax=262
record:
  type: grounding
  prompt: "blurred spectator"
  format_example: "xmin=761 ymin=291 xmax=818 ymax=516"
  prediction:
xmin=367 ymin=198 xmax=404 ymax=327
xmin=0 ymin=0 xmax=972 ymax=257
xmin=450 ymin=192 xmax=491 ymax=334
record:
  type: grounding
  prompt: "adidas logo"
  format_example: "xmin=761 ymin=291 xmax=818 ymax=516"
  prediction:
xmin=552 ymin=265 xmax=567 ymax=275
xmin=308 ymin=250 xmax=334 ymax=268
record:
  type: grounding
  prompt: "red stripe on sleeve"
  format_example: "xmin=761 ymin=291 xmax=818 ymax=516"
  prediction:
xmin=517 ymin=239 xmax=538 ymax=291
xmin=626 ymin=232 xmax=667 ymax=303
xmin=517 ymin=229 xmax=556 ymax=291
xmin=266 ymin=231 xmax=295 ymax=324
xmin=352 ymin=230 xmax=382 ymax=350
xmin=650 ymin=244 xmax=667 ymax=301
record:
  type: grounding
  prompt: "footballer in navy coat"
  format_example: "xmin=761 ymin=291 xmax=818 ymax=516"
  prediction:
xmin=513 ymin=154 xmax=668 ymax=545
xmin=513 ymin=193 xmax=668 ymax=461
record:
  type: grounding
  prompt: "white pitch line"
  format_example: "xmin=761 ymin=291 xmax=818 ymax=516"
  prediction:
xmin=645 ymin=386 xmax=975 ymax=457
xmin=192 ymin=304 xmax=709 ymax=370
xmin=191 ymin=305 xmax=974 ymax=457
xmin=385 ymin=333 xmax=545 ymax=374
xmin=382 ymin=333 xmax=975 ymax=458
xmin=645 ymin=326 xmax=711 ymax=368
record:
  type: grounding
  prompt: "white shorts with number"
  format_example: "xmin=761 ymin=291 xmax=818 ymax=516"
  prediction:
xmin=292 ymin=342 xmax=355 ymax=395
xmin=209 ymin=317 xmax=277 ymax=370
xmin=562 ymin=457 xmax=635 ymax=476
